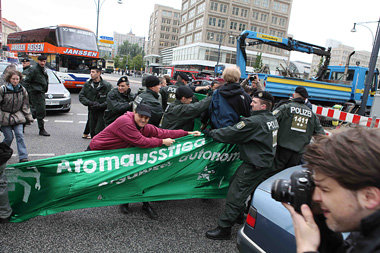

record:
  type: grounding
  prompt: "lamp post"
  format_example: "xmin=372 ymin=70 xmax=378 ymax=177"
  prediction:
xmin=214 ymin=28 xmax=234 ymax=77
xmin=351 ymin=18 xmax=380 ymax=115
xmin=95 ymin=0 xmax=123 ymax=41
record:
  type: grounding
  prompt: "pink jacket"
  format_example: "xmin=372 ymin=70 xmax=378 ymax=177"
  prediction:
xmin=89 ymin=111 xmax=188 ymax=150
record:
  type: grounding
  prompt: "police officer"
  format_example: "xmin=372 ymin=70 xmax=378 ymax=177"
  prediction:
xmin=24 ymin=55 xmax=50 ymax=136
xmin=273 ymin=86 xmax=325 ymax=171
xmin=133 ymin=75 xmax=163 ymax=127
xmin=79 ymin=67 xmax=112 ymax=138
xmin=160 ymin=86 xmax=211 ymax=131
xmin=104 ymin=76 xmax=135 ymax=126
xmin=160 ymin=72 xmax=189 ymax=110
xmin=21 ymin=58 xmax=32 ymax=78
xmin=204 ymin=91 xmax=279 ymax=240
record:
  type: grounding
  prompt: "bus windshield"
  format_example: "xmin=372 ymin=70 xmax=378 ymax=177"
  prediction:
xmin=57 ymin=27 xmax=97 ymax=51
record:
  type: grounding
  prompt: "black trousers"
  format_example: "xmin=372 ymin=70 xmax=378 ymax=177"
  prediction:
xmin=274 ymin=145 xmax=302 ymax=171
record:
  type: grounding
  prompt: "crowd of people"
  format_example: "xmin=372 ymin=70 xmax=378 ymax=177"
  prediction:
xmin=0 ymin=62 xmax=379 ymax=252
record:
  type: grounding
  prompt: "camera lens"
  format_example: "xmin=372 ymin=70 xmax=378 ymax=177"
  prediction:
xmin=271 ymin=179 xmax=292 ymax=203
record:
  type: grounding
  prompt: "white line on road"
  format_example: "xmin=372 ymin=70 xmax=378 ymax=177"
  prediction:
xmin=78 ymin=121 xmax=87 ymax=124
xmin=54 ymin=120 xmax=74 ymax=123
xmin=77 ymin=113 xmax=88 ymax=116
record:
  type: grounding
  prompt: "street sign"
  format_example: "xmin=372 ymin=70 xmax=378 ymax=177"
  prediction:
xmin=99 ymin=39 xmax=114 ymax=44
xmin=99 ymin=36 xmax=113 ymax=41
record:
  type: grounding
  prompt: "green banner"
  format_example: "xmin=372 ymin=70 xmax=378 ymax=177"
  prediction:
xmin=6 ymin=135 xmax=241 ymax=222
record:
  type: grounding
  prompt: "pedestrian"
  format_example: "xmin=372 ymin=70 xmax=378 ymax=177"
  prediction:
xmin=104 ymin=76 xmax=134 ymax=126
xmin=208 ymin=66 xmax=251 ymax=129
xmin=0 ymin=70 xmax=33 ymax=162
xmin=240 ymin=74 xmax=264 ymax=96
xmin=160 ymin=72 xmax=189 ymax=110
xmin=204 ymin=91 xmax=279 ymax=240
xmin=88 ymin=103 xmax=201 ymax=219
xmin=273 ymin=86 xmax=325 ymax=171
xmin=79 ymin=67 xmax=112 ymax=138
xmin=133 ymin=75 xmax=163 ymax=127
xmin=0 ymin=64 xmax=17 ymax=86
xmin=160 ymin=86 xmax=211 ymax=131
xmin=0 ymin=142 xmax=13 ymax=223
xmin=158 ymin=76 xmax=167 ymax=87
xmin=163 ymin=74 xmax=171 ymax=86
xmin=24 ymin=55 xmax=50 ymax=136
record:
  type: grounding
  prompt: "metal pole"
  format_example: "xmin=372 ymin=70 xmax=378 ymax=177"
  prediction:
xmin=96 ymin=0 xmax=100 ymax=41
xmin=358 ymin=18 xmax=380 ymax=116
xmin=215 ymin=27 xmax=223 ymax=77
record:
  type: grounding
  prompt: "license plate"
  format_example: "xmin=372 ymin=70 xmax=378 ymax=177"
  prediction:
xmin=46 ymin=101 xmax=59 ymax=106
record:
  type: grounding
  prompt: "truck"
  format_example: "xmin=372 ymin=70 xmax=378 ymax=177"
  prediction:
xmin=236 ymin=31 xmax=379 ymax=111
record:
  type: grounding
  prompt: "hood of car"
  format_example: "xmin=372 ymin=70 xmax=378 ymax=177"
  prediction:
xmin=46 ymin=83 xmax=69 ymax=98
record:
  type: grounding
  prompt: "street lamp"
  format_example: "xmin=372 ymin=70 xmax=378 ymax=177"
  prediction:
xmin=95 ymin=0 xmax=123 ymax=41
xmin=351 ymin=18 xmax=380 ymax=116
xmin=214 ymin=28 xmax=234 ymax=77
xmin=351 ymin=21 xmax=376 ymax=45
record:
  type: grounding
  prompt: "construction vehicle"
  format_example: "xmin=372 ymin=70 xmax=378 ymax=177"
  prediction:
xmin=236 ymin=31 xmax=379 ymax=110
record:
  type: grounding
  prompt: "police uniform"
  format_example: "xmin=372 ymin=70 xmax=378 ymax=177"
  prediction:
xmin=24 ymin=55 xmax=49 ymax=136
xmin=205 ymin=91 xmax=279 ymax=239
xmin=79 ymin=76 xmax=112 ymax=137
xmin=160 ymin=72 xmax=189 ymax=110
xmin=160 ymin=86 xmax=211 ymax=131
xmin=273 ymin=87 xmax=325 ymax=171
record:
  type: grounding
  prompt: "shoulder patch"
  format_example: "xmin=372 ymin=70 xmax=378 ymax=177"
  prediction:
xmin=236 ymin=121 xmax=246 ymax=129
xmin=272 ymin=109 xmax=279 ymax=115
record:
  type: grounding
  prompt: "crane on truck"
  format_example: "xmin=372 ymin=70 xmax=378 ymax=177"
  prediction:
xmin=236 ymin=30 xmax=379 ymax=112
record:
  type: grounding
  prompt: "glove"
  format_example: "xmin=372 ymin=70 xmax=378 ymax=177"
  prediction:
xmin=202 ymin=128 xmax=211 ymax=137
xmin=89 ymin=102 xmax=101 ymax=110
xmin=88 ymin=101 xmax=95 ymax=107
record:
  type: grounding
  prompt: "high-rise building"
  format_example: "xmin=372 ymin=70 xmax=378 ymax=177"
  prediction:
xmin=113 ymin=30 xmax=145 ymax=56
xmin=173 ymin=0 xmax=293 ymax=72
xmin=146 ymin=4 xmax=181 ymax=56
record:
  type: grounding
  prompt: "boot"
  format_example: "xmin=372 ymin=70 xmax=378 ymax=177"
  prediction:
xmin=39 ymin=128 xmax=50 ymax=136
xmin=234 ymin=213 xmax=246 ymax=225
xmin=119 ymin=203 xmax=129 ymax=214
xmin=142 ymin=202 xmax=158 ymax=219
xmin=205 ymin=226 xmax=231 ymax=240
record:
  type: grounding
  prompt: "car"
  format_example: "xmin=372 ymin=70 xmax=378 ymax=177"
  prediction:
xmin=45 ymin=69 xmax=71 ymax=112
xmin=236 ymin=165 xmax=301 ymax=253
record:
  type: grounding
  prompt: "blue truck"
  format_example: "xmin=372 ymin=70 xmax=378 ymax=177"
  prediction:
xmin=236 ymin=31 xmax=379 ymax=109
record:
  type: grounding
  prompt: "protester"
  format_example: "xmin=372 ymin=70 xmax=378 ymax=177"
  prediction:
xmin=240 ymin=74 xmax=264 ymax=95
xmin=79 ymin=66 xmax=112 ymax=138
xmin=133 ymin=75 xmax=163 ymax=127
xmin=204 ymin=91 xmax=279 ymax=240
xmin=0 ymin=70 xmax=33 ymax=162
xmin=0 ymin=64 xmax=17 ymax=86
xmin=104 ymin=76 xmax=134 ymax=126
xmin=24 ymin=55 xmax=50 ymax=136
xmin=273 ymin=86 xmax=325 ymax=171
xmin=163 ymin=74 xmax=171 ymax=86
xmin=283 ymin=127 xmax=380 ymax=253
xmin=160 ymin=86 xmax=211 ymax=131
xmin=89 ymin=104 xmax=201 ymax=219
xmin=208 ymin=66 xmax=251 ymax=129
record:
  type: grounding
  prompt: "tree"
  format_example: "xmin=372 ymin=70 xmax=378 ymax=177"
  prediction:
xmin=113 ymin=56 xmax=121 ymax=69
xmin=129 ymin=54 xmax=144 ymax=71
xmin=118 ymin=41 xmax=143 ymax=59
xmin=253 ymin=52 xmax=263 ymax=71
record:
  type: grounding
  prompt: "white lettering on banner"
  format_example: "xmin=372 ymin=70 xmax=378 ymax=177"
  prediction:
xmin=11 ymin=44 xmax=26 ymax=51
xmin=56 ymin=138 xmax=239 ymax=175
xmin=27 ymin=43 xmax=44 ymax=52
xmin=62 ymin=48 xmax=97 ymax=57
xmin=290 ymin=107 xmax=312 ymax=117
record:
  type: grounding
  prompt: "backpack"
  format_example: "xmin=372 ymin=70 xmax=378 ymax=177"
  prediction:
xmin=209 ymin=89 xmax=239 ymax=129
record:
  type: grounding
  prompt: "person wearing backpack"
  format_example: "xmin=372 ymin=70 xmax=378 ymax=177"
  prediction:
xmin=208 ymin=66 xmax=251 ymax=129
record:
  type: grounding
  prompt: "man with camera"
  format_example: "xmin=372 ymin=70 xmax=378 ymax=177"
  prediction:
xmin=281 ymin=128 xmax=380 ymax=253
xmin=204 ymin=91 xmax=279 ymax=240
xmin=240 ymin=74 xmax=264 ymax=96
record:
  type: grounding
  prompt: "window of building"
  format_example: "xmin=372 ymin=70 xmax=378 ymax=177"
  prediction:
xmin=260 ymin=13 xmax=268 ymax=22
xmin=277 ymin=31 xmax=284 ymax=37
xmin=196 ymin=17 xmax=204 ymax=28
xmin=188 ymin=8 xmax=195 ymax=19
xmin=186 ymin=35 xmax=193 ymax=44
xmin=220 ymin=3 xmax=227 ymax=13
xmin=171 ymin=42 xmax=177 ymax=46
xmin=165 ymin=34 xmax=169 ymax=39
xmin=180 ymin=26 xmax=186 ymax=34
xmin=197 ymin=2 xmax=205 ymax=14
xmin=281 ymin=3 xmax=289 ymax=13
xmin=182 ymin=1 xmax=188 ymax=11
xmin=218 ymin=19 xmax=226 ymax=28
xmin=232 ymin=6 xmax=239 ymax=15
xmin=182 ymin=14 xmax=187 ymax=23
xmin=194 ymin=31 xmax=202 ymax=42
xmin=216 ymin=33 xmax=223 ymax=42
xmin=173 ymin=20 xmax=179 ymax=25
xmin=252 ymin=11 xmax=259 ymax=20
xmin=230 ymin=21 xmax=237 ymax=30
xmin=210 ymin=1 xmax=218 ymax=11
xmin=271 ymin=16 xmax=278 ymax=25
xmin=162 ymin=11 xmax=172 ymax=17
xmin=187 ymin=21 xmax=194 ymax=31
xmin=241 ymin=9 xmax=248 ymax=17
xmin=228 ymin=35 xmax=235 ymax=45
xmin=160 ymin=34 xmax=165 ymax=39
xmin=254 ymin=0 xmax=261 ymax=6
xmin=207 ymin=32 xmax=214 ymax=41
xmin=166 ymin=26 xmax=170 ymax=32
xmin=179 ymin=38 xmax=185 ymax=45
xmin=174 ymin=12 xmax=179 ymax=18
xmin=279 ymin=17 xmax=286 ymax=27
xmin=251 ymin=25 xmax=257 ymax=31
xmin=172 ymin=35 xmax=177 ymax=40
xmin=209 ymin=17 xmax=216 ymax=26
xmin=261 ymin=0 xmax=269 ymax=8
xmin=190 ymin=0 xmax=196 ymax=6
xmin=258 ymin=27 xmax=265 ymax=33
xmin=160 ymin=41 xmax=165 ymax=46
xmin=161 ymin=25 xmax=166 ymax=31
xmin=239 ymin=23 xmax=246 ymax=31
xmin=172 ymin=27 xmax=179 ymax=33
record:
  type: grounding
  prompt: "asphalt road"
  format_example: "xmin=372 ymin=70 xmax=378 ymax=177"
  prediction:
xmin=1 ymin=74 xmax=240 ymax=253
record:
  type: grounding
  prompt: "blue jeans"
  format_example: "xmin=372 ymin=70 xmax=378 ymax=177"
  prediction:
xmin=1 ymin=124 xmax=28 ymax=160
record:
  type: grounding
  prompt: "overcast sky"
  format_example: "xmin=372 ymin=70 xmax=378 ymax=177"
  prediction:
xmin=3 ymin=0 xmax=380 ymax=62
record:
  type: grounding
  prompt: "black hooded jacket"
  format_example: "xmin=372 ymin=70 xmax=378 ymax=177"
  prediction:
xmin=219 ymin=82 xmax=252 ymax=117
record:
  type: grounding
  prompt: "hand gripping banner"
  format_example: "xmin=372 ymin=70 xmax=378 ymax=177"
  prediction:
xmin=6 ymin=136 xmax=242 ymax=222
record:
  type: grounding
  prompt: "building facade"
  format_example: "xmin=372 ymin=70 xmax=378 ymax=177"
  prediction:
xmin=1 ymin=17 xmax=22 ymax=47
xmin=113 ymin=30 xmax=145 ymax=57
xmin=173 ymin=0 xmax=293 ymax=72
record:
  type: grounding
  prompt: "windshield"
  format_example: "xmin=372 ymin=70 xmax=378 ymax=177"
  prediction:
xmin=57 ymin=27 xmax=98 ymax=51
xmin=47 ymin=69 xmax=61 ymax=84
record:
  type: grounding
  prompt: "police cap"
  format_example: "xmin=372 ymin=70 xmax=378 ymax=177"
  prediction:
xmin=176 ymin=85 xmax=194 ymax=100
xmin=21 ymin=58 xmax=30 ymax=63
xmin=178 ymin=72 xmax=190 ymax=82
xmin=117 ymin=76 xmax=129 ymax=85
xmin=145 ymin=75 xmax=160 ymax=88
xmin=37 ymin=55 xmax=47 ymax=61
xmin=295 ymin=86 xmax=308 ymax=98
xmin=253 ymin=91 xmax=274 ymax=104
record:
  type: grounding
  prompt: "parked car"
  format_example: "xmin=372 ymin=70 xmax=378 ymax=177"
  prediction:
xmin=236 ymin=165 xmax=301 ymax=253
xmin=45 ymin=69 xmax=71 ymax=112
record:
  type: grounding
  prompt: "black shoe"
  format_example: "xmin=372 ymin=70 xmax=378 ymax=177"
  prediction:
xmin=119 ymin=203 xmax=129 ymax=214
xmin=39 ymin=129 xmax=50 ymax=136
xmin=19 ymin=158 xmax=29 ymax=163
xmin=205 ymin=226 xmax=231 ymax=240
xmin=142 ymin=202 xmax=158 ymax=219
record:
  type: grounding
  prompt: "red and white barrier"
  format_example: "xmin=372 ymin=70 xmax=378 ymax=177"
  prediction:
xmin=312 ymin=105 xmax=380 ymax=128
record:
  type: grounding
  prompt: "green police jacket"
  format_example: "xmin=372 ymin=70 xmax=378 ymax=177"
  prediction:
xmin=133 ymin=88 xmax=163 ymax=127
xmin=160 ymin=96 xmax=211 ymax=131
xmin=79 ymin=77 xmax=112 ymax=111
xmin=104 ymin=87 xmax=135 ymax=125
xmin=160 ymin=81 xmax=186 ymax=110
xmin=24 ymin=64 xmax=48 ymax=93
xmin=21 ymin=66 xmax=32 ymax=90
xmin=209 ymin=110 xmax=279 ymax=168
xmin=273 ymin=98 xmax=325 ymax=153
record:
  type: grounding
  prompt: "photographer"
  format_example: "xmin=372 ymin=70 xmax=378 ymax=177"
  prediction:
xmin=240 ymin=74 xmax=264 ymax=95
xmin=283 ymin=128 xmax=380 ymax=253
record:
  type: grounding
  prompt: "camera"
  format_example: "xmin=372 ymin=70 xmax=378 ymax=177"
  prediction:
xmin=249 ymin=75 xmax=257 ymax=81
xmin=271 ymin=169 xmax=315 ymax=213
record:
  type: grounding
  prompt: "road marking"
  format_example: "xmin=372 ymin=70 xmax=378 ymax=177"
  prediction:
xmin=66 ymin=113 xmax=74 ymax=115
xmin=54 ymin=120 xmax=74 ymax=123
xmin=77 ymin=113 xmax=88 ymax=116
xmin=78 ymin=121 xmax=87 ymax=124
